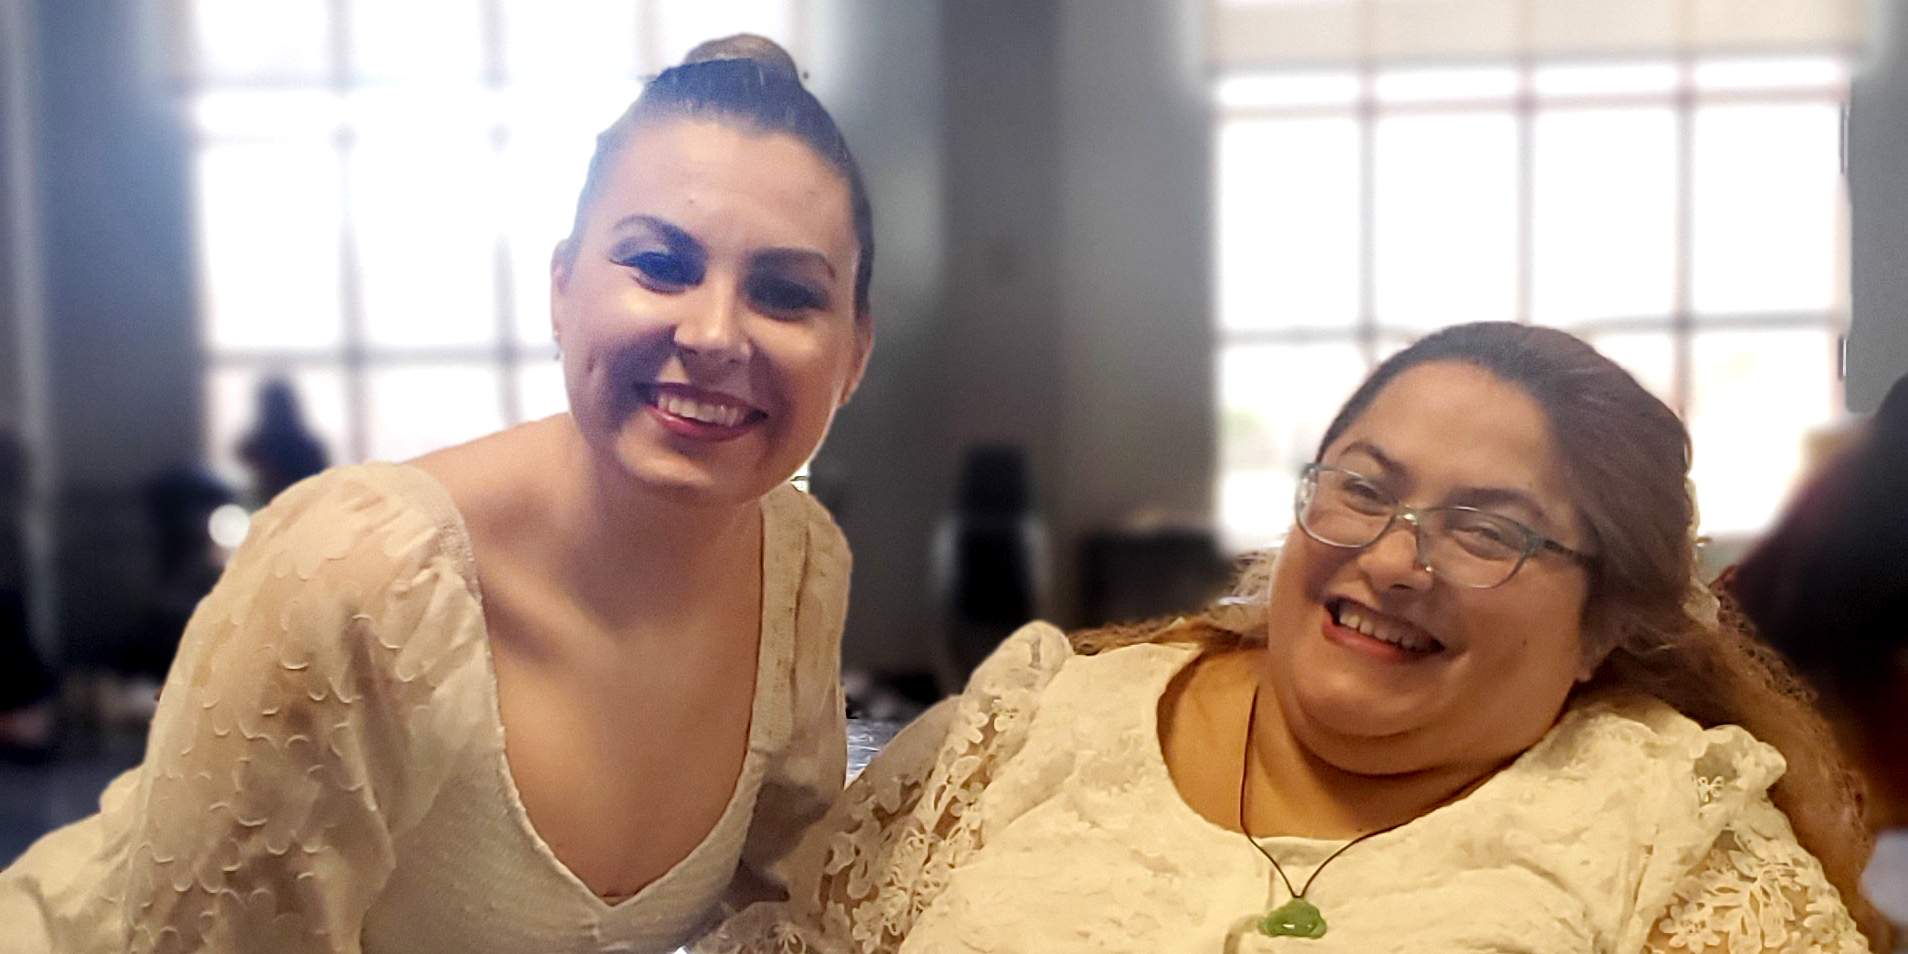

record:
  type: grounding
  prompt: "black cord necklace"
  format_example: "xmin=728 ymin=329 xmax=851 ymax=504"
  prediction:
xmin=1237 ymin=685 xmax=1404 ymax=939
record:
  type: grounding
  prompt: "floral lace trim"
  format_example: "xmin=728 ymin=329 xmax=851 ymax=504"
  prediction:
xmin=1646 ymin=813 xmax=1870 ymax=954
xmin=699 ymin=627 xmax=1064 ymax=954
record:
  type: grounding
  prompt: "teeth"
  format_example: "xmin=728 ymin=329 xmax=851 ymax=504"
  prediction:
xmin=655 ymin=391 xmax=747 ymax=427
xmin=1336 ymin=604 xmax=1437 ymax=653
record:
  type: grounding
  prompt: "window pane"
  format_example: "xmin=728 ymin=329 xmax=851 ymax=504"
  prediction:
xmin=191 ymin=0 xmax=330 ymax=83
xmin=1374 ymin=112 xmax=1517 ymax=330
xmin=1218 ymin=342 xmax=1368 ymax=552
xmin=1375 ymin=67 xmax=1517 ymax=104
xmin=1216 ymin=118 xmax=1361 ymax=331
xmin=197 ymin=143 xmax=345 ymax=351
xmin=347 ymin=0 xmax=484 ymax=83
xmin=1531 ymin=108 xmax=1676 ymax=325
xmin=194 ymin=91 xmax=342 ymax=140
xmin=656 ymin=0 xmax=798 ymax=67
xmin=1215 ymin=71 xmax=1359 ymax=110
xmin=346 ymin=87 xmax=494 ymax=139
xmin=501 ymin=0 xmax=644 ymax=80
xmin=1691 ymin=103 xmax=1843 ymax=318
xmin=500 ymin=114 xmax=607 ymax=345
xmin=206 ymin=365 xmax=348 ymax=488
xmin=1694 ymin=57 xmax=1849 ymax=92
xmin=351 ymin=138 xmax=500 ymax=348
xmin=1687 ymin=328 xmax=1839 ymax=535
xmin=1578 ymin=330 xmax=1676 ymax=407
xmin=1531 ymin=61 xmax=1677 ymax=98
xmin=365 ymin=364 xmax=506 ymax=461
xmin=516 ymin=360 xmax=570 ymax=423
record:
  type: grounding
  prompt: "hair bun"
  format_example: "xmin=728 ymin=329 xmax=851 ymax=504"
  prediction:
xmin=679 ymin=34 xmax=802 ymax=84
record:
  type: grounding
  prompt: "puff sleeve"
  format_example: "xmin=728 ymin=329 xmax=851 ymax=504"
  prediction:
xmin=1642 ymin=802 xmax=1871 ymax=954
xmin=698 ymin=622 xmax=1074 ymax=954
xmin=86 ymin=471 xmax=487 ymax=953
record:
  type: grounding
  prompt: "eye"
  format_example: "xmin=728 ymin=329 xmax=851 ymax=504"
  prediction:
xmin=1444 ymin=512 xmax=1526 ymax=558
xmin=1338 ymin=476 xmax=1392 ymax=514
xmin=749 ymin=275 xmax=826 ymax=315
xmin=615 ymin=248 xmax=700 ymax=289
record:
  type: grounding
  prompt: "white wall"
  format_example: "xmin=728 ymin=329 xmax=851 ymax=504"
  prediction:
xmin=1056 ymin=0 xmax=1215 ymax=588
xmin=1849 ymin=0 xmax=1908 ymax=412
xmin=807 ymin=0 xmax=951 ymax=673
xmin=809 ymin=0 xmax=1217 ymax=673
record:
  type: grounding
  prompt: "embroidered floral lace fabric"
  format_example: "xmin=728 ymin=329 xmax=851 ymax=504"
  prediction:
xmin=700 ymin=626 xmax=1869 ymax=954
xmin=0 ymin=464 xmax=851 ymax=954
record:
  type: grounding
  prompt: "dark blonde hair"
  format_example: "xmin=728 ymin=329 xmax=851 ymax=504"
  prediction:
xmin=1075 ymin=323 xmax=1889 ymax=950
xmin=562 ymin=34 xmax=875 ymax=320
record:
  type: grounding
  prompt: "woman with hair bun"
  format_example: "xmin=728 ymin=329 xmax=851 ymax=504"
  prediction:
xmin=1 ymin=34 xmax=874 ymax=954
xmin=705 ymin=322 xmax=1886 ymax=954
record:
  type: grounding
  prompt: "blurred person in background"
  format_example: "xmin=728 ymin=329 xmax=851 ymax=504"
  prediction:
xmin=703 ymin=323 xmax=1887 ymax=954
xmin=1 ymin=34 xmax=872 ymax=954
xmin=236 ymin=376 xmax=330 ymax=507
xmin=1718 ymin=370 xmax=1908 ymax=942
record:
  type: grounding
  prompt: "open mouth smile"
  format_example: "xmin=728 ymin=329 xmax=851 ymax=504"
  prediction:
xmin=1325 ymin=597 xmax=1446 ymax=657
xmin=637 ymin=383 xmax=767 ymax=439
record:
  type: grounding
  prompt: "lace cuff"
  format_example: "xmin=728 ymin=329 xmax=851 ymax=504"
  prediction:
xmin=1644 ymin=810 xmax=1870 ymax=954
xmin=698 ymin=623 xmax=1073 ymax=954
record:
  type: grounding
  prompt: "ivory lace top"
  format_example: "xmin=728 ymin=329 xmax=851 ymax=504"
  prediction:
xmin=702 ymin=624 xmax=1870 ymax=954
xmin=0 ymin=463 xmax=851 ymax=954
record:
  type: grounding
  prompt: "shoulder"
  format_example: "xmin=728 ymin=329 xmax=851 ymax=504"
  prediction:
xmin=230 ymin=462 xmax=479 ymax=606
xmin=1536 ymin=696 xmax=1787 ymax=809
xmin=765 ymin=482 xmax=850 ymax=574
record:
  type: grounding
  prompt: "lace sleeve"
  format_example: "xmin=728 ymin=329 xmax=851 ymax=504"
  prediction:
xmin=1643 ymin=809 xmax=1871 ymax=954
xmin=115 ymin=474 xmax=487 ymax=953
xmin=698 ymin=622 xmax=1073 ymax=954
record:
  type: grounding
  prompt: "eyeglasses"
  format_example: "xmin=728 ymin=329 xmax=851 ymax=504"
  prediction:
xmin=1294 ymin=463 xmax=1596 ymax=589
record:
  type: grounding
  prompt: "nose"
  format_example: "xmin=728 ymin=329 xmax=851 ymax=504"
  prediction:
xmin=672 ymin=284 xmax=750 ymax=365
xmin=1356 ymin=514 xmax=1434 ymax=591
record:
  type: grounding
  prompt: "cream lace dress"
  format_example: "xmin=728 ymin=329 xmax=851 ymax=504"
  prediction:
xmin=0 ymin=463 xmax=851 ymax=954
xmin=702 ymin=624 xmax=1871 ymax=954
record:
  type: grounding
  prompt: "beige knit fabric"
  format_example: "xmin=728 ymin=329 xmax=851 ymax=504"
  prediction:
xmin=0 ymin=463 xmax=849 ymax=954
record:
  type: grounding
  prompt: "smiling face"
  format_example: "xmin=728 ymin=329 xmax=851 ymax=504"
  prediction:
xmin=1263 ymin=361 xmax=1596 ymax=778
xmin=551 ymin=118 xmax=870 ymax=506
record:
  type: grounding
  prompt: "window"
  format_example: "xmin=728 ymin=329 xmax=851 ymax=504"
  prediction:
xmin=186 ymin=0 xmax=806 ymax=488
xmin=1214 ymin=56 xmax=1851 ymax=551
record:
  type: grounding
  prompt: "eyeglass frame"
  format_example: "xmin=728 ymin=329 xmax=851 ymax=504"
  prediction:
xmin=1293 ymin=463 xmax=1597 ymax=589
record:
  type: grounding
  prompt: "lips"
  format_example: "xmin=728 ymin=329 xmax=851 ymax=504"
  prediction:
xmin=637 ymin=383 xmax=767 ymax=440
xmin=1324 ymin=597 xmax=1446 ymax=658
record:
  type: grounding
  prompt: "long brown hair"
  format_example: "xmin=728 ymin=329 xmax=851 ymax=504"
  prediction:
xmin=1076 ymin=323 xmax=1889 ymax=949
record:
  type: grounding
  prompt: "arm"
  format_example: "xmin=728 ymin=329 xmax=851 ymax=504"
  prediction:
xmin=699 ymin=622 xmax=1073 ymax=954
xmin=118 ymin=474 xmax=484 ymax=953
xmin=1642 ymin=809 xmax=1872 ymax=954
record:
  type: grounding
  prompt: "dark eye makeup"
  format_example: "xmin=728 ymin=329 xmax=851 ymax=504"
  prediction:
xmin=749 ymin=274 xmax=827 ymax=314
xmin=611 ymin=242 xmax=703 ymax=289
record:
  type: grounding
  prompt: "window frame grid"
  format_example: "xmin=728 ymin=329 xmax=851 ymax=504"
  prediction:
xmin=188 ymin=0 xmax=808 ymax=469
xmin=1212 ymin=56 xmax=1851 ymax=546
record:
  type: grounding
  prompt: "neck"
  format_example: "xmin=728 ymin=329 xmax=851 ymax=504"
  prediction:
xmin=547 ymin=423 xmax=762 ymax=627
xmin=1240 ymin=675 xmax=1497 ymax=840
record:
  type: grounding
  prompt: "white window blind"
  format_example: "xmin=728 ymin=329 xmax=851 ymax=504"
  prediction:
xmin=1210 ymin=0 xmax=1866 ymax=70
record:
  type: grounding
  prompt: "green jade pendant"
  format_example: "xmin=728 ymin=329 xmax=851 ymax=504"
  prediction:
xmin=1258 ymin=898 xmax=1328 ymax=939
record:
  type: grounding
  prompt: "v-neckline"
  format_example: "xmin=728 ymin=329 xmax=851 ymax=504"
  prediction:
xmin=388 ymin=462 xmax=801 ymax=915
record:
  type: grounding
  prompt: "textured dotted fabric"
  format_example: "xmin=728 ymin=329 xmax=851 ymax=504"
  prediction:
xmin=0 ymin=463 xmax=849 ymax=954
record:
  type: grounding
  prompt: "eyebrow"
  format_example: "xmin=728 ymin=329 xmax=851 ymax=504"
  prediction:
xmin=751 ymin=247 xmax=837 ymax=280
xmin=1336 ymin=440 xmax=1557 ymax=526
xmin=608 ymin=214 xmax=696 ymax=250
xmin=607 ymin=215 xmax=838 ymax=279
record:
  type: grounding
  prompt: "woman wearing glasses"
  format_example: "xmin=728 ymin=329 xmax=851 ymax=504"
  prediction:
xmin=701 ymin=322 xmax=1887 ymax=954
